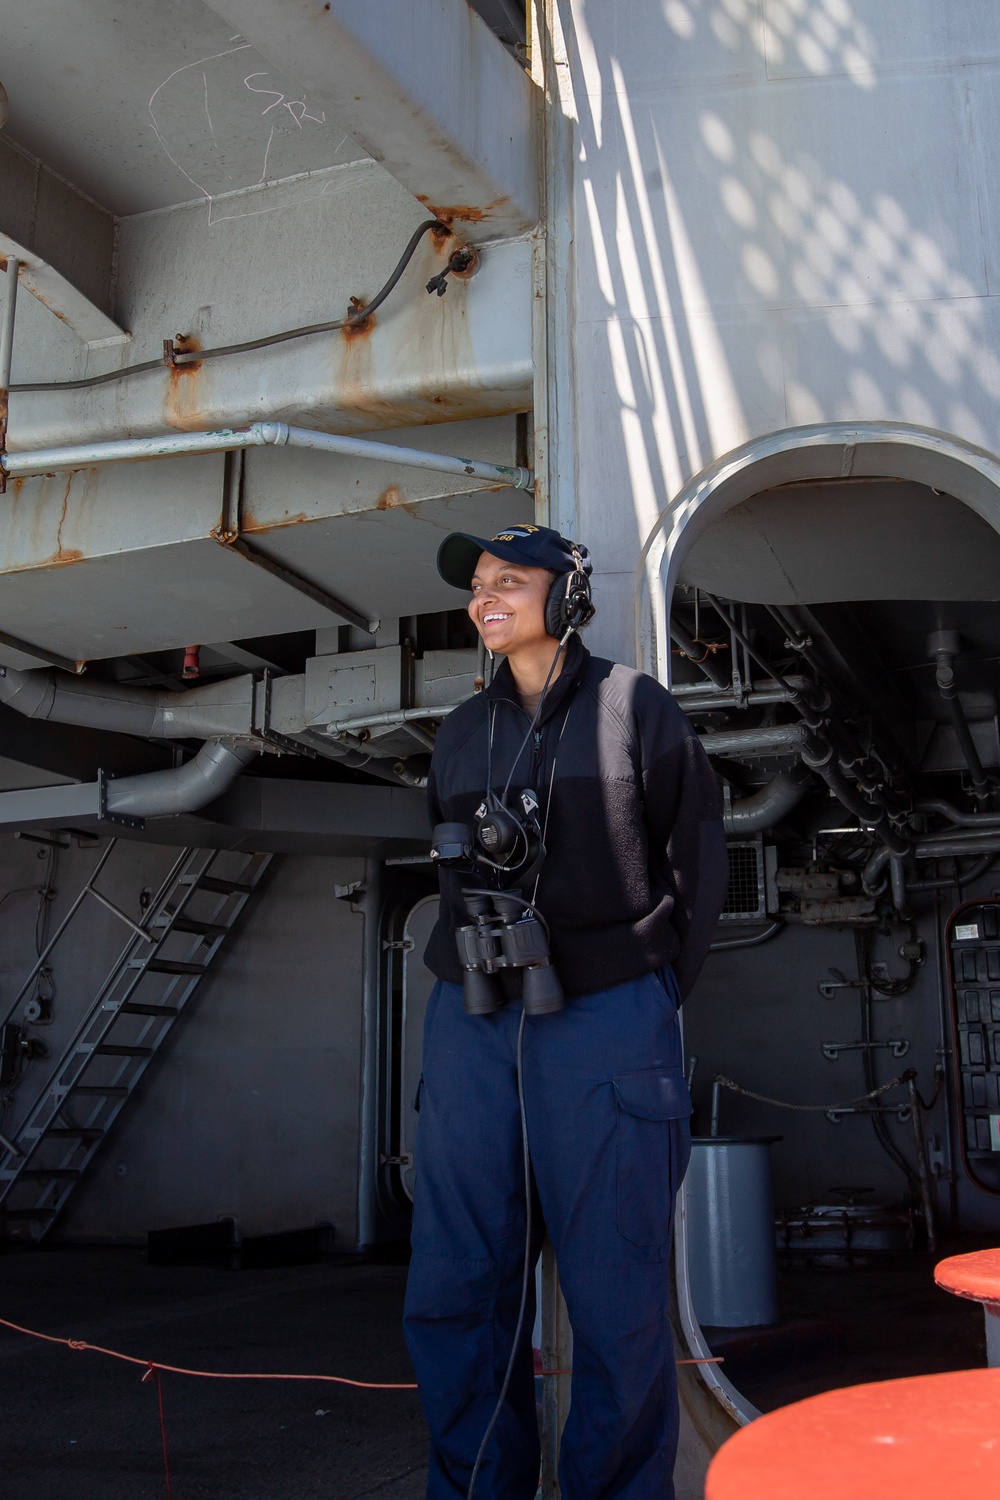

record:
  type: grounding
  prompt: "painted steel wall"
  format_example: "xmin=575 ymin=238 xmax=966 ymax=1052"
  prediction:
xmin=548 ymin=0 xmax=1000 ymax=661
xmin=0 ymin=835 xmax=369 ymax=1247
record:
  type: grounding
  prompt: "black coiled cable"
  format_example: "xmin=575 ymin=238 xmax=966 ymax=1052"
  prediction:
xmin=12 ymin=218 xmax=448 ymax=394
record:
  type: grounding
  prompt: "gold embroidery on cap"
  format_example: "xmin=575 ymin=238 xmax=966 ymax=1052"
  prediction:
xmin=491 ymin=524 xmax=539 ymax=541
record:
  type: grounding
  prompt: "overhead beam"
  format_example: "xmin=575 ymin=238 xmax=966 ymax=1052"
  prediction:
xmin=0 ymin=774 xmax=431 ymax=857
xmin=0 ymin=137 xmax=126 ymax=347
xmin=201 ymin=0 xmax=538 ymax=242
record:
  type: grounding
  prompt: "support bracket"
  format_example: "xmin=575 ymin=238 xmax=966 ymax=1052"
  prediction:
xmin=826 ymin=1104 xmax=913 ymax=1124
xmin=213 ymin=449 xmax=376 ymax=635
xmin=97 ymin=769 xmax=145 ymax=831
xmin=821 ymin=1039 xmax=910 ymax=1061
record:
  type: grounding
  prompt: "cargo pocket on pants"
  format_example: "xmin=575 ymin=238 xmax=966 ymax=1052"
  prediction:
xmin=614 ymin=1069 xmax=693 ymax=1248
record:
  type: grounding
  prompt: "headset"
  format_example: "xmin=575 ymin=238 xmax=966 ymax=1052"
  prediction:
xmin=543 ymin=543 xmax=595 ymax=639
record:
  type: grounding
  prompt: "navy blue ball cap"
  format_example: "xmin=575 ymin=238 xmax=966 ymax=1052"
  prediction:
xmin=437 ymin=524 xmax=593 ymax=591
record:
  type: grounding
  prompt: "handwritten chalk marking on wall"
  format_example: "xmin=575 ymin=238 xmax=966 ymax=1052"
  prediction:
xmin=147 ymin=45 xmax=345 ymax=224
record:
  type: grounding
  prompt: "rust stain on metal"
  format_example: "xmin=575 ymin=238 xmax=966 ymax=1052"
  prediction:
xmin=22 ymin=278 xmax=74 ymax=329
xmin=416 ymin=195 xmax=510 ymax=225
xmin=239 ymin=508 xmax=308 ymax=535
xmin=46 ymin=475 xmax=84 ymax=565
xmin=164 ymin=334 xmax=206 ymax=431
xmin=447 ymin=246 xmax=479 ymax=280
xmin=169 ymin=333 xmax=203 ymax=371
xmin=342 ymin=296 xmax=375 ymax=340
xmin=374 ymin=484 xmax=419 ymax=519
xmin=329 ymin=230 xmax=520 ymax=434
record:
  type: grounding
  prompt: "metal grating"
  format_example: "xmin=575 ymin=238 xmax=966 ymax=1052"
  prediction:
xmin=721 ymin=839 xmax=766 ymax=921
xmin=948 ymin=900 xmax=1000 ymax=1194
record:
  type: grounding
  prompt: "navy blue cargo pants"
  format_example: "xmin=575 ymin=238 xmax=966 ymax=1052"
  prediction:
xmin=403 ymin=966 xmax=692 ymax=1500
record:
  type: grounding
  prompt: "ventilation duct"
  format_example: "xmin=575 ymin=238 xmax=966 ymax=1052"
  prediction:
xmin=0 ymin=663 xmax=254 ymax=740
xmin=103 ymin=740 xmax=257 ymax=819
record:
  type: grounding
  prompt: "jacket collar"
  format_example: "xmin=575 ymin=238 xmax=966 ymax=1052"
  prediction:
xmin=485 ymin=631 xmax=589 ymax=727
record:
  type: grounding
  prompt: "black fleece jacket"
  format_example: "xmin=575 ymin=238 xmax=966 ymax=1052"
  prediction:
xmin=424 ymin=634 xmax=728 ymax=1000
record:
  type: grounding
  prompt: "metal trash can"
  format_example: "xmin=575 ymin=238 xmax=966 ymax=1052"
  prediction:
xmin=686 ymin=1136 xmax=780 ymax=1328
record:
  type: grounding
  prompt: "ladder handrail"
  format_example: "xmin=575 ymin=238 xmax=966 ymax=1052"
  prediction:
xmin=0 ymin=840 xmax=119 ymax=1029
xmin=0 ymin=850 xmax=272 ymax=1213
xmin=0 ymin=841 xmax=196 ymax=1033
xmin=47 ymin=845 xmax=208 ymax=1044
xmin=0 ymin=849 xmax=209 ymax=1155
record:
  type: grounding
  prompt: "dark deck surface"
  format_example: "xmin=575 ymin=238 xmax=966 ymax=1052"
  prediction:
xmin=704 ymin=1243 xmax=989 ymax=1413
xmin=0 ymin=1247 xmax=428 ymax=1499
xmin=2 ymin=1239 xmax=989 ymax=1495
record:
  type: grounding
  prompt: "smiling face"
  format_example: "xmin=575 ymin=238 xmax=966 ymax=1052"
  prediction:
xmin=468 ymin=551 xmax=558 ymax=657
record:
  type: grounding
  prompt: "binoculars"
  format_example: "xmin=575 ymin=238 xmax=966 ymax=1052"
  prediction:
xmin=456 ymin=891 xmax=565 ymax=1017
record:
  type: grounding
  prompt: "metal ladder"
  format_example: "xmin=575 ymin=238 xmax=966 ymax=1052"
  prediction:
xmin=0 ymin=842 xmax=273 ymax=1241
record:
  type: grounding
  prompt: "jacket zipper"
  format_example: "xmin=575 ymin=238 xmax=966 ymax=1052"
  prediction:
xmin=491 ymin=695 xmax=548 ymax=791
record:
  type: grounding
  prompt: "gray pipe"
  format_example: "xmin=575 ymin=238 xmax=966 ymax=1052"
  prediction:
xmin=104 ymin=740 xmax=257 ymax=818
xmin=674 ymin=675 xmax=815 ymax=701
xmin=889 ymin=856 xmax=912 ymax=919
xmin=0 ymin=258 xmax=18 ymax=424
xmin=914 ymin=832 xmax=1000 ymax=859
xmin=1 ymin=421 xmax=535 ymax=492
xmin=699 ymin=714 xmax=907 ymax=854
xmin=709 ymin=920 xmax=784 ymax=952
xmin=930 ymin=630 xmax=990 ymax=805
xmin=865 ymin=829 xmax=1000 ymax=892
xmin=676 ymin=686 xmax=800 ymax=714
xmin=0 ymin=663 xmax=254 ymax=740
xmin=862 ymin=845 xmax=891 ymax=892
xmin=699 ymin=724 xmax=809 ymax=757
xmin=669 ymin=618 xmax=731 ymax=691
xmin=0 ymin=663 xmax=418 ymax=789
xmin=909 ymin=853 xmax=998 ymax=891
xmin=724 ymin=766 xmax=811 ymax=834
xmin=917 ymin=799 xmax=1000 ymax=829
xmin=801 ymin=737 xmax=910 ymax=856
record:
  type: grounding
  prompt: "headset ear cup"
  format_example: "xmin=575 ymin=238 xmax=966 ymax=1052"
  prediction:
xmin=545 ymin=573 xmax=567 ymax=638
xmin=570 ymin=580 xmax=595 ymax=628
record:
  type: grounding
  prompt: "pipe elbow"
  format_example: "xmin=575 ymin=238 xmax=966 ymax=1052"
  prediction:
xmin=724 ymin=765 xmax=811 ymax=834
xmin=105 ymin=740 xmax=258 ymax=819
xmin=862 ymin=844 xmax=892 ymax=894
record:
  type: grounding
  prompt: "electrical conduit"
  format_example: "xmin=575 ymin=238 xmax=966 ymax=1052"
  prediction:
xmin=0 ymin=422 xmax=534 ymax=492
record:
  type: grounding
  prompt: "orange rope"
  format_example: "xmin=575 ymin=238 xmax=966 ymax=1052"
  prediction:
xmin=0 ymin=1312 xmax=722 ymax=1387
xmin=0 ymin=1314 xmax=418 ymax=1389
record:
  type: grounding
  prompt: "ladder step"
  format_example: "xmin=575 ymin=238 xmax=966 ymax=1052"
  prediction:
xmin=130 ymin=958 xmax=205 ymax=976
xmin=95 ymin=1045 xmax=154 ymax=1057
xmin=72 ymin=1085 xmax=129 ymax=1097
xmin=154 ymin=915 xmax=227 ymax=937
xmin=47 ymin=1128 xmax=104 ymax=1141
xmin=121 ymin=1003 xmax=178 ymax=1017
xmin=179 ymin=874 xmax=253 ymax=895
xmin=20 ymin=1168 xmax=81 ymax=1179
